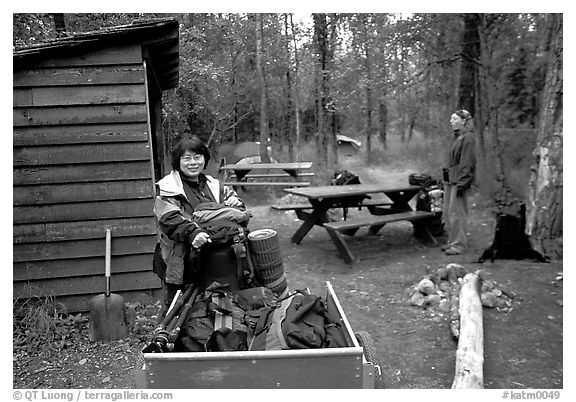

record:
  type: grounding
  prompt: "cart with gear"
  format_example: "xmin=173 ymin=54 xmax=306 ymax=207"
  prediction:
xmin=136 ymin=281 xmax=383 ymax=389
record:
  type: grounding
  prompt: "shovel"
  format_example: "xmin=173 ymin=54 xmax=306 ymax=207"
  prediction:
xmin=89 ymin=228 xmax=128 ymax=342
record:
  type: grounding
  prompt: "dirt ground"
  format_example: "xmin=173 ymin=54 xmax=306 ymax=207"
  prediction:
xmin=12 ymin=164 xmax=563 ymax=389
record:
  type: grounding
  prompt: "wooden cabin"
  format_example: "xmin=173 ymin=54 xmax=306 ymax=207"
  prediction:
xmin=13 ymin=18 xmax=180 ymax=312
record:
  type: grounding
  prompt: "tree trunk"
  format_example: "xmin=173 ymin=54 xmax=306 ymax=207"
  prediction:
xmin=399 ymin=46 xmax=408 ymax=144
xmin=283 ymin=14 xmax=294 ymax=162
xmin=362 ymin=15 xmax=373 ymax=163
xmin=477 ymin=14 xmax=510 ymax=200
xmin=458 ymin=14 xmax=480 ymax=115
xmin=230 ymin=50 xmax=239 ymax=145
xmin=290 ymin=14 xmax=303 ymax=162
xmin=473 ymin=15 xmax=488 ymax=163
xmin=313 ymin=13 xmax=329 ymax=166
xmin=407 ymin=115 xmax=416 ymax=143
xmin=378 ymin=100 xmax=387 ymax=150
xmin=452 ymin=272 xmax=484 ymax=389
xmin=459 ymin=13 xmax=484 ymax=192
xmin=490 ymin=111 xmax=512 ymax=202
xmin=526 ymin=13 xmax=563 ymax=259
xmin=328 ymin=14 xmax=339 ymax=166
xmin=255 ymin=14 xmax=270 ymax=163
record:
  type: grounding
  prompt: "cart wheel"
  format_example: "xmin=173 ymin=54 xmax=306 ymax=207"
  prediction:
xmin=355 ymin=330 xmax=384 ymax=389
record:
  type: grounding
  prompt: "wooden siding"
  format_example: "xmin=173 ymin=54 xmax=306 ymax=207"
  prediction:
xmin=13 ymin=123 xmax=149 ymax=147
xmin=13 ymin=65 xmax=146 ymax=88
xmin=13 ymin=42 xmax=162 ymax=312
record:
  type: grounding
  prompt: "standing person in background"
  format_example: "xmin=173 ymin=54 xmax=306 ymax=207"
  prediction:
xmin=442 ymin=109 xmax=476 ymax=255
xmin=152 ymin=134 xmax=244 ymax=310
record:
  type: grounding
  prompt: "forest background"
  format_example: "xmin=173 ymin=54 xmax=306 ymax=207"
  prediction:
xmin=12 ymin=12 xmax=563 ymax=258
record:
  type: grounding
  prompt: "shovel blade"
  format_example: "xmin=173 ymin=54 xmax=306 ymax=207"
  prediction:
xmin=89 ymin=293 xmax=128 ymax=342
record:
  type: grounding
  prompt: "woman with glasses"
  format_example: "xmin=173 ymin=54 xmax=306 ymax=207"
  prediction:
xmin=153 ymin=134 xmax=244 ymax=308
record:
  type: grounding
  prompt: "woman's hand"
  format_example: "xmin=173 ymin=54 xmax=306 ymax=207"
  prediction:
xmin=191 ymin=232 xmax=211 ymax=249
xmin=224 ymin=195 xmax=242 ymax=207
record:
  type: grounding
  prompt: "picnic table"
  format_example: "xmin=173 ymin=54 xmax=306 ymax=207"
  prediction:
xmin=276 ymin=184 xmax=436 ymax=264
xmin=219 ymin=162 xmax=314 ymax=188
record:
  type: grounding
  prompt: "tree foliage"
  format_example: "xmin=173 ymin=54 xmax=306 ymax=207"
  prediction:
xmin=13 ymin=13 xmax=559 ymax=189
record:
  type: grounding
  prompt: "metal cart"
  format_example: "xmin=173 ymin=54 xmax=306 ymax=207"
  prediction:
xmin=136 ymin=281 xmax=383 ymax=388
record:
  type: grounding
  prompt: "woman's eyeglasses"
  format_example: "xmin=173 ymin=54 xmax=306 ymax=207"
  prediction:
xmin=180 ymin=154 xmax=204 ymax=163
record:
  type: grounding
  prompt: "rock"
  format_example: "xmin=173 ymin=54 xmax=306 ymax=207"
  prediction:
xmin=500 ymin=288 xmax=517 ymax=300
xmin=490 ymin=288 xmax=503 ymax=297
xmin=438 ymin=281 xmax=450 ymax=292
xmin=555 ymin=273 xmax=563 ymax=281
xmin=481 ymin=292 xmax=499 ymax=308
xmin=410 ymin=291 xmax=426 ymax=307
xmin=447 ymin=263 xmax=466 ymax=282
xmin=417 ymin=278 xmax=436 ymax=295
xmin=429 ymin=272 xmax=441 ymax=284
xmin=436 ymin=267 xmax=449 ymax=281
xmin=476 ymin=269 xmax=487 ymax=281
xmin=556 ymin=299 xmax=563 ymax=307
xmin=438 ymin=299 xmax=452 ymax=313
xmin=452 ymin=264 xmax=467 ymax=278
xmin=481 ymin=280 xmax=494 ymax=292
xmin=495 ymin=298 xmax=507 ymax=308
xmin=425 ymin=294 xmax=441 ymax=306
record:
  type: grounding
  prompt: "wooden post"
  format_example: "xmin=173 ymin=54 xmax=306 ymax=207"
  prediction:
xmin=452 ymin=272 xmax=484 ymax=389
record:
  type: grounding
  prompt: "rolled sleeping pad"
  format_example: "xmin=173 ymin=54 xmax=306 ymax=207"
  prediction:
xmin=248 ymin=229 xmax=288 ymax=298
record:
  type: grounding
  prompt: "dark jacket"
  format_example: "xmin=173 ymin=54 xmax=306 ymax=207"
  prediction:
xmin=446 ymin=127 xmax=476 ymax=189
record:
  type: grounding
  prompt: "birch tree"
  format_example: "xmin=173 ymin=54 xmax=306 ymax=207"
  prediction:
xmin=526 ymin=13 xmax=563 ymax=259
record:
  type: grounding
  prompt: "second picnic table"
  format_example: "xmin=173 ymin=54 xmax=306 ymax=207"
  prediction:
xmin=278 ymin=183 xmax=436 ymax=263
xmin=219 ymin=162 xmax=314 ymax=188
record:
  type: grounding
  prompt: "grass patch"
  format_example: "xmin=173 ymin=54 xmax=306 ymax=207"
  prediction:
xmin=13 ymin=289 xmax=87 ymax=353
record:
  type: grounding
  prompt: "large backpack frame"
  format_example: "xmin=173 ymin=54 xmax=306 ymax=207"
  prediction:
xmin=189 ymin=221 xmax=258 ymax=292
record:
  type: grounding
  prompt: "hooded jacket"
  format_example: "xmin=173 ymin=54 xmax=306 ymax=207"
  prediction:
xmin=154 ymin=170 xmax=239 ymax=285
xmin=446 ymin=126 xmax=476 ymax=189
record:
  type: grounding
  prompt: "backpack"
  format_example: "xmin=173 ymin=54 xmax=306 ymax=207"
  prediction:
xmin=246 ymin=291 xmax=348 ymax=351
xmin=409 ymin=172 xmax=432 ymax=187
xmin=412 ymin=175 xmax=445 ymax=237
xmin=331 ymin=170 xmax=365 ymax=220
xmin=478 ymin=203 xmax=548 ymax=263
xmin=176 ymin=286 xmax=249 ymax=352
xmin=333 ymin=170 xmax=361 ymax=186
xmin=187 ymin=203 xmax=259 ymax=291
xmin=415 ymin=177 xmax=443 ymax=214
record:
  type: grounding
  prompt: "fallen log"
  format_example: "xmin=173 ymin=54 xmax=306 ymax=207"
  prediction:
xmin=451 ymin=272 xmax=484 ymax=389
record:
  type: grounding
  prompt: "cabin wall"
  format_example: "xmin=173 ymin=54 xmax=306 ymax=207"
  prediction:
xmin=13 ymin=42 xmax=162 ymax=312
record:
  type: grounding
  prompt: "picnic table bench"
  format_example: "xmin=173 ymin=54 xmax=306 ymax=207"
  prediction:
xmin=323 ymin=211 xmax=435 ymax=263
xmin=220 ymin=162 xmax=314 ymax=189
